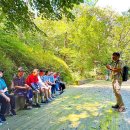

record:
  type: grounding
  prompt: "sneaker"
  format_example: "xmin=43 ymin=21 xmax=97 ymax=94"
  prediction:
xmin=52 ymin=95 xmax=56 ymax=98
xmin=0 ymin=115 xmax=6 ymax=122
xmin=112 ymin=104 xmax=119 ymax=109
xmin=35 ymin=103 xmax=41 ymax=108
xmin=60 ymin=91 xmax=64 ymax=95
xmin=46 ymin=98 xmax=52 ymax=102
xmin=49 ymin=97 xmax=54 ymax=101
xmin=118 ymin=107 xmax=126 ymax=112
xmin=11 ymin=109 xmax=16 ymax=115
xmin=0 ymin=118 xmax=3 ymax=125
xmin=26 ymin=105 xmax=33 ymax=110
xmin=41 ymin=100 xmax=45 ymax=103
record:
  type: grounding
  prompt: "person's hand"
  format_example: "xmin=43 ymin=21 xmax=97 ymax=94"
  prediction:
xmin=25 ymin=84 xmax=30 ymax=90
xmin=36 ymin=90 xmax=40 ymax=93
xmin=6 ymin=97 xmax=10 ymax=102
xmin=106 ymin=64 xmax=111 ymax=70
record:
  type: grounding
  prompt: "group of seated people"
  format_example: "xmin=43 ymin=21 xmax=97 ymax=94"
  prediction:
xmin=0 ymin=67 xmax=66 ymax=124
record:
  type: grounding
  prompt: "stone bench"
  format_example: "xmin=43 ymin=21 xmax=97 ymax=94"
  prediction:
xmin=0 ymin=95 xmax=26 ymax=114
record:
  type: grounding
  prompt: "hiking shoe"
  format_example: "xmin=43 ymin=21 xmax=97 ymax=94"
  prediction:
xmin=112 ymin=104 xmax=119 ymax=109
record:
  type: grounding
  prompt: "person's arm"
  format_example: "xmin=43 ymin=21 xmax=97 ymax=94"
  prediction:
xmin=14 ymin=85 xmax=27 ymax=89
xmin=106 ymin=65 xmax=122 ymax=72
xmin=3 ymin=87 xmax=8 ymax=93
xmin=0 ymin=91 xmax=10 ymax=102
xmin=13 ymin=79 xmax=27 ymax=90
xmin=111 ymin=68 xmax=122 ymax=72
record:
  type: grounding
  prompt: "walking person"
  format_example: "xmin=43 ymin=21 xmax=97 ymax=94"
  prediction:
xmin=106 ymin=52 xmax=125 ymax=112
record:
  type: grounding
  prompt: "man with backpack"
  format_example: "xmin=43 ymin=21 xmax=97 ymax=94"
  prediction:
xmin=106 ymin=52 xmax=126 ymax=112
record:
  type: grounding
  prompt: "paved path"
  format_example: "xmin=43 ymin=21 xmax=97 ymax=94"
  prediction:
xmin=1 ymin=80 xmax=130 ymax=130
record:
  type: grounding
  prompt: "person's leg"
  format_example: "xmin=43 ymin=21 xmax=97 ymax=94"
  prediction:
xmin=60 ymin=82 xmax=66 ymax=92
xmin=0 ymin=95 xmax=8 ymax=121
xmin=33 ymin=91 xmax=40 ymax=107
xmin=112 ymin=80 xmax=125 ymax=111
xmin=55 ymin=83 xmax=60 ymax=91
xmin=25 ymin=90 xmax=33 ymax=109
xmin=7 ymin=94 xmax=16 ymax=115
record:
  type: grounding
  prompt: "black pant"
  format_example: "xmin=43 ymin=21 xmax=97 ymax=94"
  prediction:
xmin=6 ymin=94 xmax=15 ymax=111
xmin=60 ymin=82 xmax=66 ymax=91
xmin=0 ymin=95 xmax=8 ymax=116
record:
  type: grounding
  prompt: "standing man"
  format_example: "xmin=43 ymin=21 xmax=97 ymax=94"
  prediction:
xmin=106 ymin=52 xmax=125 ymax=112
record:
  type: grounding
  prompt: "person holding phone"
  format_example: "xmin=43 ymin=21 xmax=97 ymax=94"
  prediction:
xmin=106 ymin=52 xmax=125 ymax=112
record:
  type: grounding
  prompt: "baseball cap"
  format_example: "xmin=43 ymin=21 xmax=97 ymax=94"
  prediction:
xmin=18 ymin=67 xmax=25 ymax=72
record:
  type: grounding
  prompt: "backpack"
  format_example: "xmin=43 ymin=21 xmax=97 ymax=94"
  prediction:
xmin=122 ymin=65 xmax=129 ymax=81
xmin=116 ymin=60 xmax=129 ymax=81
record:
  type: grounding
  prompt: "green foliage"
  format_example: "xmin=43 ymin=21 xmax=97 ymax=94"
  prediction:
xmin=0 ymin=0 xmax=96 ymax=31
xmin=1 ymin=4 xmax=130 ymax=84
xmin=0 ymin=30 xmax=72 ymax=85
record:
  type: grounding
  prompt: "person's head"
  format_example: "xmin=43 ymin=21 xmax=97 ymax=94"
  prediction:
xmin=39 ymin=69 xmax=45 ymax=76
xmin=49 ymin=72 xmax=54 ymax=76
xmin=57 ymin=72 xmax=60 ymax=76
xmin=45 ymin=70 xmax=49 ymax=76
xmin=112 ymin=52 xmax=120 ymax=61
xmin=32 ymin=69 xmax=39 ymax=76
xmin=0 ymin=70 xmax=4 ymax=78
xmin=18 ymin=67 xmax=25 ymax=77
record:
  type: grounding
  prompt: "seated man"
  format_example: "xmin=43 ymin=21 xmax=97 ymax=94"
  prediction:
xmin=13 ymin=67 xmax=33 ymax=109
xmin=0 ymin=90 xmax=9 ymax=124
xmin=48 ymin=72 xmax=58 ymax=96
xmin=26 ymin=69 xmax=45 ymax=107
xmin=0 ymin=70 xmax=16 ymax=116
xmin=54 ymin=72 xmax=66 ymax=94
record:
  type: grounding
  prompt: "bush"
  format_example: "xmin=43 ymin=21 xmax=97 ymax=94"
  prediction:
xmin=0 ymin=30 xmax=72 ymax=85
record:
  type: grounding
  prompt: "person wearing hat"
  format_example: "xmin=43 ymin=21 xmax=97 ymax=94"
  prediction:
xmin=12 ymin=67 xmax=33 ymax=109
xmin=0 ymin=70 xmax=16 ymax=117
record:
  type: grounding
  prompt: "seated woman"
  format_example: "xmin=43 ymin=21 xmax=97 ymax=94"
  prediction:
xmin=39 ymin=69 xmax=53 ymax=103
xmin=13 ymin=67 xmax=33 ymax=109
xmin=0 ymin=70 xmax=16 ymax=116
xmin=26 ymin=69 xmax=45 ymax=107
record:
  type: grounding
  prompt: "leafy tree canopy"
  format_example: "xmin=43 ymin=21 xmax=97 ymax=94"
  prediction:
xmin=0 ymin=0 xmax=96 ymax=30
